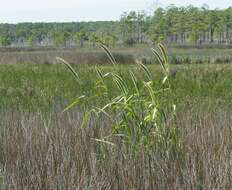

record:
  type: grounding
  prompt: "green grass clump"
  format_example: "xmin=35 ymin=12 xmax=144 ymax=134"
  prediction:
xmin=58 ymin=43 xmax=182 ymax=154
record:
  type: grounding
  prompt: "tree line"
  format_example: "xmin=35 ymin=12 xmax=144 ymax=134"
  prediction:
xmin=149 ymin=5 xmax=232 ymax=45
xmin=0 ymin=22 xmax=121 ymax=47
xmin=0 ymin=5 xmax=232 ymax=47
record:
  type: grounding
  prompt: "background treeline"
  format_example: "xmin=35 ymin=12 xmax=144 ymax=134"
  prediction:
xmin=1 ymin=5 xmax=232 ymax=47
xmin=0 ymin=21 xmax=121 ymax=47
xmin=150 ymin=5 xmax=232 ymax=45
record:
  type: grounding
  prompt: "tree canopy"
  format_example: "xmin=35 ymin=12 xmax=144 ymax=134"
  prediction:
xmin=0 ymin=5 xmax=232 ymax=47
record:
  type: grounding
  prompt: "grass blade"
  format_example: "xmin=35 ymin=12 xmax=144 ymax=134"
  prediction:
xmin=130 ymin=71 xmax=139 ymax=94
xmin=158 ymin=43 xmax=168 ymax=64
xmin=138 ymin=62 xmax=152 ymax=80
xmin=97 ymin=43 xmax=117 ymax=65
xmin=56 ymin=57 xmax=81 ymax=82
xmin=92 ymin=138 xmax=116 ymax=147
xmin=151 ymin=48 xmax=166 ymax=72
xmin=63 ymin=95 xmax=85 ymax=112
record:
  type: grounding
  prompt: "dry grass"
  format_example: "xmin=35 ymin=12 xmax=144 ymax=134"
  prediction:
xmin=1 ymin=107 xmax=232 ymax=189
xmin=0 ymin=46 xmax=232 ymax=65
xmin=0 ymin=50 xmax=136 ymax=65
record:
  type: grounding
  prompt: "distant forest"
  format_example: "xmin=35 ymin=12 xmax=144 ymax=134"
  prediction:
xmin=1 ymin=5 xmax=232 ymax=47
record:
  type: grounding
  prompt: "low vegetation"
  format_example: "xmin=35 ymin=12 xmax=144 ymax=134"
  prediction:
xmin=0 ymin=46 xmax=232 ymax=65
xmin=1 ymin=44 xmax=232 ymax=189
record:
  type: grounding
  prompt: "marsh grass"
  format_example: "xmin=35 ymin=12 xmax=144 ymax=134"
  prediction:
xmin=1 ymin=106 xmax=232 ymax=189
xmin=1 ymin=47 xmax=232 ymax=189
xmin=0 ymin=46 xmax=232 ymax=65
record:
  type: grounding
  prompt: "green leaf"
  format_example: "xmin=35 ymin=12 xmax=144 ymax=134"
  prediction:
xmin=162 ymin=76 xmax=168 ymax=84
xmin=130 ymin=71 xmax=139 ymax=94
xmin=81 ymin=109 xmax=95 ymax=128
xmin=63 ymin=95 xmax=85 ymax=112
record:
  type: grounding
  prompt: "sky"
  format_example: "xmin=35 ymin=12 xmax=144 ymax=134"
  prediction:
xmin=0 ymin=0 xmax=231 ymax=23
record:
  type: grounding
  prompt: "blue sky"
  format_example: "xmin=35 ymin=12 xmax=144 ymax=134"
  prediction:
xmin=0 ymin=0 xmax=231 ymax=23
